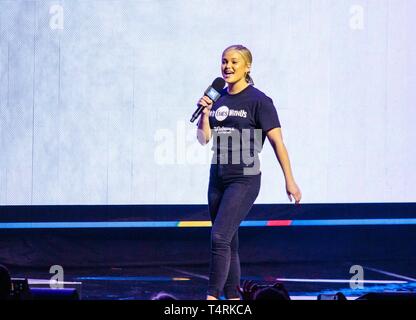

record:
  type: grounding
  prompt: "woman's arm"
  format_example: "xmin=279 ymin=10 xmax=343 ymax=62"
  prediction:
xmin=266 ymin=127 xmax=302 ymax=203
xmin=196 ymin=96 xmax=213 ymax=145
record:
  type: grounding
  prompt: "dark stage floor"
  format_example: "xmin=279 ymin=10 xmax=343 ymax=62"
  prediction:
xmin=9 ymin=259 xmax=416 ymax=300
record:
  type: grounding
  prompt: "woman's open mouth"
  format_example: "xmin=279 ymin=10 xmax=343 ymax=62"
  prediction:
xmin=223 ymin=71 xmax=234 ymax=78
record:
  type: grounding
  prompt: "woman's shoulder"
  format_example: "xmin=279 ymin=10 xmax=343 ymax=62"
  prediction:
xmin=248 ymin=86 xmax=274 ymax=104
xmin=217 ymin=85 xmax=274 ymax=104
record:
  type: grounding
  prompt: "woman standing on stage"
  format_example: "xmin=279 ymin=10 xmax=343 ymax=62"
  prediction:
xmin=196 ymin=45 xmax=302 ymax=300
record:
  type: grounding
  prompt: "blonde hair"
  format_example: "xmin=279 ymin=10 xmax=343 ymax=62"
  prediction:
xmin=222 ymin=45 xmax=254 ymax=85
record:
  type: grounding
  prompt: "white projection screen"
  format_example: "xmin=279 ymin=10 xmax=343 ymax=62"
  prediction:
xmin=0 ymin=0 xmax=415 ymax=205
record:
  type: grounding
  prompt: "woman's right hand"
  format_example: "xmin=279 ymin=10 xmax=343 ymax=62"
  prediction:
xmin=198 ymin=96 xmax=213 ymax=115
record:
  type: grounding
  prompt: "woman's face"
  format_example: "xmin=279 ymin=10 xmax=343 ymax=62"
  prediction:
xmin=221 ymin=50 xmax=250 ymax=85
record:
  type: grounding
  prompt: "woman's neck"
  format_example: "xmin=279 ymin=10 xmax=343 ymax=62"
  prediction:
xmin=227 ymin=79 xmax=249 ymax=95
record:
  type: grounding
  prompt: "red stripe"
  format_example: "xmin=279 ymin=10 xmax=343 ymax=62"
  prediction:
xmin=267 ymin=220 xmax=292 ymax=227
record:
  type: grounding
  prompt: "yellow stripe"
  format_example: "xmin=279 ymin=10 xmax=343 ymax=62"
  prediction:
xmin=178 ymin=221 xmax=212 ymax=227
xmin=172 ymin=277 xmax=190 ymax=281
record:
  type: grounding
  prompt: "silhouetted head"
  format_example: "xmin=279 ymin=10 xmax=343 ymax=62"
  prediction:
xmin=253 ymin=286 xmax=290 ymax=300
xmin=0 ymin=265 xmax=12 ymax=300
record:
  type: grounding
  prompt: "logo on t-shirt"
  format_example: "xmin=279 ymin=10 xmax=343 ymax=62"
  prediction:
xmin=214 ymin=106 xmax=229 ymax=121
xmin=211 ymin=106 xmax=247 ymax=121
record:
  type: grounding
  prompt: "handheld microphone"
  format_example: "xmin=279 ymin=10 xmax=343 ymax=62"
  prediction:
xmin=190 ymin=77 xmax=225 ymax=123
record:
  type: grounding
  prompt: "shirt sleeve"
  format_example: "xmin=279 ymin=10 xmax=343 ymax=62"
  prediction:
xmin=255 ymin=96 xmax=281 ymax=133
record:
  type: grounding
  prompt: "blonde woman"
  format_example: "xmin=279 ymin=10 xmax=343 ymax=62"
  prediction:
xmin=197 ymin=45 xmax=301 ymax=300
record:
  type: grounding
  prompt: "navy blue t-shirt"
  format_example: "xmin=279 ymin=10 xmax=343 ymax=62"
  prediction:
xmin=208 ymin=85 xmax=281 ymax=168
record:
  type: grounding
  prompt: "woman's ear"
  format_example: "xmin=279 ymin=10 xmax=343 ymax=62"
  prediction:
xmin=246 ymin=63 xmax=251 ymax=73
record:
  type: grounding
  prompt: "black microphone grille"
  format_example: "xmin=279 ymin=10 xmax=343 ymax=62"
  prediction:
xmin=212 ymin=77 xmax=226 ymax=92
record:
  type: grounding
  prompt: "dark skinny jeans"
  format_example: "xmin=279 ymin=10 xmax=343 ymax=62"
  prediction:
xmin=207 ymin=163 xmax=261 ymax=299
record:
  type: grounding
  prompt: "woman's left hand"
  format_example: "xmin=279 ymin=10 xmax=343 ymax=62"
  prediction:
xmin=286 ymin=180 xmax=302 ymax=204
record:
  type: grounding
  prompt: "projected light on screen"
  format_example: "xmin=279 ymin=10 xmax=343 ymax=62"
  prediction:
xmin=0 ymin=0 xmax=415 ymax=205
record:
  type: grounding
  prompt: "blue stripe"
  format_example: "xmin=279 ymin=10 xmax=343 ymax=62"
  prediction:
xmin=292 ymin=219 xmax=416 ymax=226
xmin=240 ymin=221 xmax=268 ymax=227
xmin=0 ymin=219 xmax=416 ymax=229
xmin=0 ymin=221 xmax=178 ymax=229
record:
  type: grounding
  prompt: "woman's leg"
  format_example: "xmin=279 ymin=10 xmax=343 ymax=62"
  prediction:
xmin=223 ymin=231 xmax=241 ymax=299
xmin=207 ymin=175 xmax=261 ymax=299
xmin=207 ymin=173 xmax=224 ymax=300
